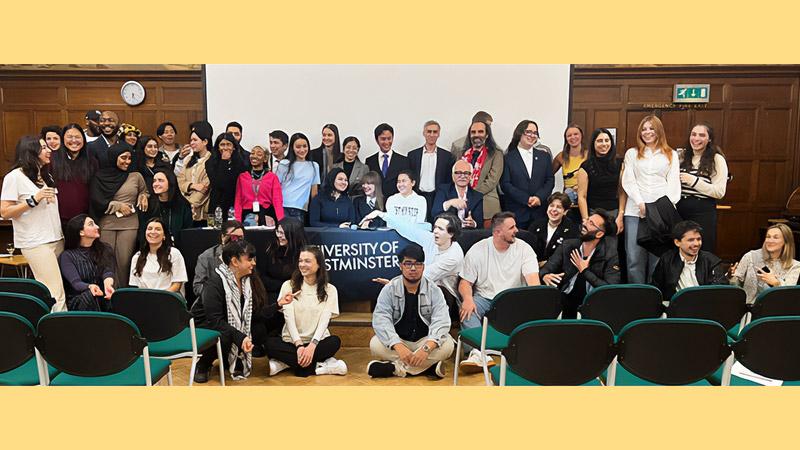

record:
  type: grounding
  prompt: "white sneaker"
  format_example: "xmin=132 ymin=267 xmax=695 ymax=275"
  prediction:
xmin=316 ymin=357 xmax=348 ymax=376
xmin=268 ymin=358 xmax=289 ymax=376
xmin=459 ymin=349 xmax=495 ymax=374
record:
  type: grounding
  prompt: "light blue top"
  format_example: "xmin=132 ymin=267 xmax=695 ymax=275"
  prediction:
xmin=275 ymin=160 xmax=321 ymax=211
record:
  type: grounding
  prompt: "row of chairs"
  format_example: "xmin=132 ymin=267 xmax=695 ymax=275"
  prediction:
xmin=0 ymin=279 xmax=225 ymax=386
xmin=455 ymin=284 xmax=800 ymax=386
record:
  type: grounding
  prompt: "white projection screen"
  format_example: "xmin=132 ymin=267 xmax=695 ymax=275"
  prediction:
xmin=205 ymin=65 xmax=572 ymax=162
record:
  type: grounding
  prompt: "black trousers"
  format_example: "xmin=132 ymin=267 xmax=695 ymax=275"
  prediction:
xmin=197 ymin=320 xmax=268 ymax=371
xmin=677 ymin=196 xmax=717 ymax=253
xmin=265 ymin=335 xmax=341 ymax=377
xmin=419 ymin=190 xmax=436 ymax=222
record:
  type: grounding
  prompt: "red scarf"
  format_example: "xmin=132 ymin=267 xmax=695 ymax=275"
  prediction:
xmin=461 ymin=146 xmax=488 ymax=189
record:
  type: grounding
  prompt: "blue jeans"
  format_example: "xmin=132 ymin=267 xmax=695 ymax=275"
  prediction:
xmin=624 ymin=216 xmax=659 ymax=284
xmin=283 ymin=207 xmax=306 ymax=223
xmin=459 ymin=294 xmax=493 ymax=354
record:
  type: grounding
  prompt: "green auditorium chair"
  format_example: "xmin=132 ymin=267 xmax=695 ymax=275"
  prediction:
xmin=0 ymin=312 xmax=55 ymax=386
xmin=666 ymin=285 xmax=747 ymax=339
xmin=578 ymin=284 xmax=663 ymax=335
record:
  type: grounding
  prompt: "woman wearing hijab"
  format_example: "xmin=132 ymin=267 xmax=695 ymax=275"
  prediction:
xmin=89 ymin=143 xmax=148 ymax=287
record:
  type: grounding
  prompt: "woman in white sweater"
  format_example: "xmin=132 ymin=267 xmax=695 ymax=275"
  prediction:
xmin=385 ymin=169 xmax=428 ymax=224
xmin=621 ymin=115 xmax=681 ymax=283
xmin=730 ymin=223 xmax=800 ymax=303
xmin=265 ymin=245 xmax=346 ymax=377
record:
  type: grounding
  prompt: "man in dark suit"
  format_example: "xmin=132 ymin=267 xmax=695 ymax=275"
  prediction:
xmin=408 ymin=120 xmax=454 ymax=220
xmin=540 ymin=209 xmax=620 ymax=319
xmin=267 ymin=130 xmax=289 ymax=172
xmin=88 ymin=110 xmax=121 ymax=168
xmin=500 ymin=130 xmax=555 ymax=229
xmin=528 ymin=192 xmax=579 ymax=266
xmin=431 ymin=159 xmax=483 ymax=228
xmin=366 ymin=123 xmax=409 ymax=197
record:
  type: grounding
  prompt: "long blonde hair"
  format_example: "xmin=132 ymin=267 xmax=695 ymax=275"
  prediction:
xmin=762 ymin=223 xmax=796 ymax=270
xmin=636 ymin=115 xmax=673 ymax=164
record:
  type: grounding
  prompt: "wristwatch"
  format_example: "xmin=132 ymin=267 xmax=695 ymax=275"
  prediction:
xmin=26 ymin=196 xmax=38 ymax=208
xmin=422 ymin=343 xmax=433 ymax=353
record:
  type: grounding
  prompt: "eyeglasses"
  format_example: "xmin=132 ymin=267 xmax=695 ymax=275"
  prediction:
xmin=523 ymin=130 xmax=539 ymax=137
xmin=454 ymin=171 xmax=472 ymax=176
xmin=400 ymin=261 xmax=424 ymax=269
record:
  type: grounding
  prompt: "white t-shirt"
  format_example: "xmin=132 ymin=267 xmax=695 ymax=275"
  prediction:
xmin=460 ymin=237 xmax=539 ymax=300
xmin=385 ymin=191 xmax=427 ymax=223
xmin=129 ymin=247 xmax=189 ymax=295
xmin=0 ymin=168 xmax=63 ymax=249
xmin=280 ymin=280 xmax=339 ymax=344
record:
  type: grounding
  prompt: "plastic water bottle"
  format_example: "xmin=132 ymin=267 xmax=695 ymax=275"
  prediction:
xmin=228 ymin=206 xmax=235 ymax=222
xmin=214 ymin=207 xmax=223 ymax=230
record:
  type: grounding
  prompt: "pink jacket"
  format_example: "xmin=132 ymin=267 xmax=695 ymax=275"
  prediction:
xmin=234 ymin=171 xmax=285 ymax=222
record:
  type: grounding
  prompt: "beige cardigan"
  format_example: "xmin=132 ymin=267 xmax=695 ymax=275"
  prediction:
xmin=177 ymin=151 xmax=211 ymax=221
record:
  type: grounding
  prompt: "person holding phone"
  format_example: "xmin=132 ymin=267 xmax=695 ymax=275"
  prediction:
xmin=729 ymin=223 xmax=800 ymax=303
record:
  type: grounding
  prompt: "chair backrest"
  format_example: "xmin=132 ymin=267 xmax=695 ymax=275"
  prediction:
xmin=617 ymin=318 xmax=731 ymax=385
xmin=35 ymin=312 xmax=146 ymax=377
xmin=0 ymin=278 xmax=55 ymax=310
xmin=750 ymin=286 xmax=800 ymax=321
xmin=667 ymin=285 xmax=748 ymax=330
xmin=733 ymin=316 xmax=800 ymax=381
xmin=0 ymin=293 xmax=51 ymax=330
xmin=503 ymin=319 xmax=616 ymax=385
xmin=110 ymin=288 xmax=191 ymax=341
xmin=0 ymin=312 xmax=35 ymax=374
xmin=486 ymin=286 xmax=562 ymax=335
xmin=579 ymin=284 xmax=663 ymax=334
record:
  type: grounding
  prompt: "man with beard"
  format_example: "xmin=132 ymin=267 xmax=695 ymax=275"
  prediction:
xmin=368 ymin=243 xmax=454 ymax=379
xmin=88 ymin=110 xmax=121 ymax=168
xmin=457 ymin=211 xmax=539 ymax=371
xmin=452 ymin=120 xmax=504 ymax=228
xmin=540 ymin=209 xmax=620 ymax=319
xmin=84 ymin=110 xmax=102 ymax=143
xmin=650 ymin=220 xmax=727 ymax=300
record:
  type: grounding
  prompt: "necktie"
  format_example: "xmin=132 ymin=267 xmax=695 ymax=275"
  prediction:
xmin=381 ymin=154 xmax=389 ymax=177
xmin=368 ymin=198 xmax=375 ymax=209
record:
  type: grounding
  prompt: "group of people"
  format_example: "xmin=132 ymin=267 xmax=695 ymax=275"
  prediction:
xmin=2 ymin=106 xmax=798 ymax=382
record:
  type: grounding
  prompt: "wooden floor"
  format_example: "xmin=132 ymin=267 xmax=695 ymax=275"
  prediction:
xmin=167 ymin=347 xmax=488 ymax=386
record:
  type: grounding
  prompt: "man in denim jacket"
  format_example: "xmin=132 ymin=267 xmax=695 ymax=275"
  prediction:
xmin=368 ymin=243 xmax=454 ymax=378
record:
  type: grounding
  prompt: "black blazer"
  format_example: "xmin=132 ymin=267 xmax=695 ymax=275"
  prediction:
xmin=366 ymin=151 xmax=410 ymax=198
xmin=500 ymin=148 xmax=555 ymax=226
xmin=528 ymin=216 xmax=579 ymax=262
xmin=650 ymin=249 xmax=727 ymax=300
xmin=540 ymin=238 xmax=621 ymax=290
xmin=88 ymin=137 xmax=112 ymax=168
xmin=431 ymin=183 xmax=484 ymax=227
xmin=310 ymin=146 xmax=337 ymax=182
xmin=353 ymin=196 xmax=386 ymax=228
xmin=407 ymin=146 xmax=454 ymax=193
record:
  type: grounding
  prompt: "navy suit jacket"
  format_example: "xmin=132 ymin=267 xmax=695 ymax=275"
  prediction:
xmin=431 ymin=182 xmax=484 ymax=228
xmin=366 ymin=151 xmax=410 ymax=198
xmin=500 ymin=148 xmax=554 ymax=226
xmin=407 ymin=146 xmax=454 ymax=193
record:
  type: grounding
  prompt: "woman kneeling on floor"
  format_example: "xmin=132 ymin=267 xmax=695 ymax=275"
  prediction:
xmin=191 ymin=239 xmax=291 ymax=382
xmin=266 ymin=245 xmax=347 ymax=377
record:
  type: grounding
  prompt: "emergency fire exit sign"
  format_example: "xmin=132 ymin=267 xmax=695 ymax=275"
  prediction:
xmin=673 ymin=84 xmax=710 ymax=103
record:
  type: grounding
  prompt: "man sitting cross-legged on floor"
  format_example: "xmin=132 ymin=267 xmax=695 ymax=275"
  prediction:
xmin=368 ymin=243 xmax=455 ymax=378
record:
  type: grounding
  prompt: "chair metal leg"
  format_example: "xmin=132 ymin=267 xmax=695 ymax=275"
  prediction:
xmin=721 ymin=354 xmax=734 ymax=386
xmin=453 ymin=337 xmax=462 ymax=386
xmin=499 ymin=355 xmax=507 ymax=386
xmin=143 ymin=347 xmax=153 ymax=386
xmin=480 ymin=316 xmax=491 ymax=386
xmin=606 ymin=356 xmax=618 ymax=386
xmin=216 ymin=338 xmax=226 ymax=386
xmin=167 ymin=368 xmax=173 ymax=386
xmin=189 ymin=355 xmax=198 ymax=386
xmin=34 ymin=348 xmax=48 ymax=386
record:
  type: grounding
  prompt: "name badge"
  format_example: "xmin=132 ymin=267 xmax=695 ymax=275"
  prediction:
xmin=252 ymin=202 xmax=260 ymax=212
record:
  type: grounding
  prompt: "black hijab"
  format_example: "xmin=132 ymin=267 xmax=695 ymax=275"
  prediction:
xmin=89 ymin=143 xmax=132 ymax=219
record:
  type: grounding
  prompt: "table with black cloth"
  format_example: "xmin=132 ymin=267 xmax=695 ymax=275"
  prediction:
xmin=180 ymin=227 xmax=536 ymax=305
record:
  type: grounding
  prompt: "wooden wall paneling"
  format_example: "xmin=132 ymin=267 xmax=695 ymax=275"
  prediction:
xmin=724 ymin=161 xmax=753 ymax=203
xmin=593 ymin=110 xmax=620 ymax=130
xmin=33 ymin=110 xmax=64 ymax=131
xmin=723 ymin=108 xmax=757 ymax=158
xmin=755 ymin=161 xmax=790 ymax=207
xmin=628 ymin=85 xmax=672 ymax=103
xmin=758 ymin=108 xmax=792 ymax=157
xmin=660 ymin=110 xmax=689 ymax=146
xmin=2 ymin=110 xmax=31 ymax=165
xmin=2 ymin=86 xmax=61 ymax=105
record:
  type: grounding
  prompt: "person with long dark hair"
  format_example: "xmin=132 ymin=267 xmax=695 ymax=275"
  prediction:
xmin=207 ymin=132 xmax=247 ymax=222
xmin=58 ymin=214 xmax=115 ymax=311
xmin=129 ymin=217 xmax=188 ymax=294
xmin=576 ymin=128 xmax=626 ymax=235
xmin=454 ymin=120 xmax=504 ymax=227
xmin=194 ymin=220 xmax=244 ymax=298
xmin=51 ymin=123 xmax=96 ymax=224
xmin=501 ymin=119 xmax=554 ymax=229
xmin=191 ymin=240 xmax=285 ymax=382
xmin=309 ymin=167 xmax=356 ymax=227
xmin=265 ymin=245 xmax=347 ymax=377
xmin=41 ymin=125 xmax=62 ymax=152
xmin=274 ymin=132 xmax=320 ymax=222
xmin=552 ymin=124 xmax=588 ymax=203
xmin=140 ymin=168 xmax=193 ymax=247
xmin=156 ymin=121 xmax=188 ymax=171
xmin=1 ymin=136 xmax=65 ymax=311
xmin=89 ymin=143 xmax=148 ymax=287
xmin=177 ymin=121 xmax=214 ymax=225
xmin=311 ymin=123 xmax=342 ymax=183
xmin=135 ymin=135 xmax=171 ymax=194
xmin=354 ymin=170 xmax=386 ymax=228
xmin=677 ymin=123 xmax=729 ymax=252
xmin=234 ymin=145 xmax=284 ymax=226
xmin=333 ymin=136 xmax=369 ymax=196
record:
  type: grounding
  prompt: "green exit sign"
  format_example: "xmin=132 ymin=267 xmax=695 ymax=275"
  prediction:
xmin=674 ymin=84 xmax=710 ymax=103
